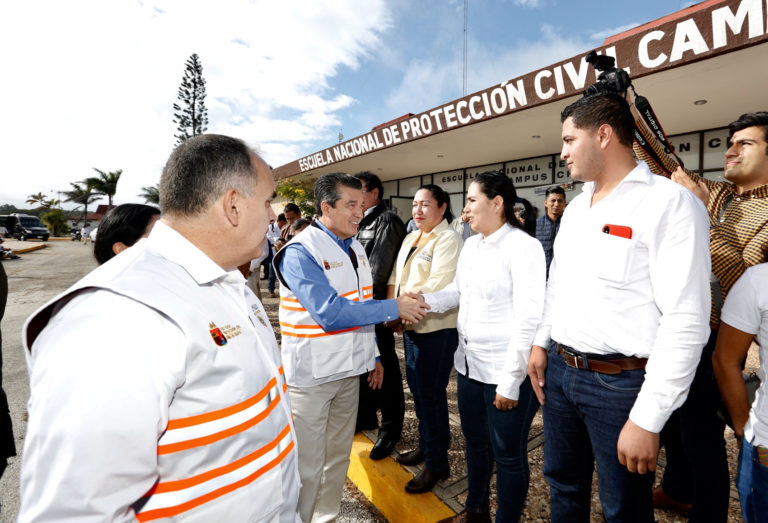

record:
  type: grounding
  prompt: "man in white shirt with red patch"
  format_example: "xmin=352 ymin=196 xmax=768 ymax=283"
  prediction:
xmin=528 ymin=93 xmax=710 ymax=521
xmin=20 ymin=135 xmax=300 ymax=522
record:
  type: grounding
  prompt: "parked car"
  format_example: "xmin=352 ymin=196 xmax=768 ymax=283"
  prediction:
xmin=7 ymin=214 xmax=50 ymax=241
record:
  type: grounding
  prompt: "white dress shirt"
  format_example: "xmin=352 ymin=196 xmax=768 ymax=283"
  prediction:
xmin=533 ymin=162 xmax=711 ymax=433
xmin=720 ymin=263 xmax=768 ymax=447
xmin=425 ymin=223 xmax=545 ymax=400
xmin=266 ymin=221 xmax=282 ymax=246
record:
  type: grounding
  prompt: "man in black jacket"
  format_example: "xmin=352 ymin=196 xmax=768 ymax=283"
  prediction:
xmin=354 ymin=172 xmax=407 ymax=460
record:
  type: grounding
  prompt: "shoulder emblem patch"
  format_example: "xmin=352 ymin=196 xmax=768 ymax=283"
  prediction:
xmin=209 ymin=322 xmax=228 ymax=346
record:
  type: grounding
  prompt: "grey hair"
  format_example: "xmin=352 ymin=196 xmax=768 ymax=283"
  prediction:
xmin=160 ymin=134 xmax=258 ymax=215
xmin=313 ymin=173 xmax=362 ymax=216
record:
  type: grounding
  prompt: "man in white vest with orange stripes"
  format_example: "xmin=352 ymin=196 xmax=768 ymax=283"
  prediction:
xmin=274 ymin=173 xmax=429 ymax=523
xmin=20 ymin=135 xmax=301 ymax=522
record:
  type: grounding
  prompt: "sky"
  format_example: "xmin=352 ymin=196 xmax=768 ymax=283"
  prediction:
xmin=0 ymin=0 xmax=696 ymax=210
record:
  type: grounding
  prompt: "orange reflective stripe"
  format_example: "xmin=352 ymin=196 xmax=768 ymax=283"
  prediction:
xmin=167 ymin=377 xmax=278 ymax=430
xmin=159 ymin=396 xmax=280 ymax=455
xmin=137 ymin=441 xmax=295 ymax=522
xmin=280 ymin=304 xmax=306 ymax=312
xmin=279 ymin=322 xmax=323 ymax=330
xmin=280 ymin=297 xmax=306 ymax=311
xmin=362 ymin=286 xmax=373 ymax=292
xmin=340 ymin=290 xmax=358 ymax=298
xmin=150 ymin=425 xmax=292 ymax=494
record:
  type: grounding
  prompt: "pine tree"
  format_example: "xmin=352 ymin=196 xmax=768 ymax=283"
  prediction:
xmin=173 ymin=53 xmax=209 ymax=146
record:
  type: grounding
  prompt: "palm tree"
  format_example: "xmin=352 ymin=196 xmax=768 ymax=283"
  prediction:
xmin=41 ymin=198 xmax=60 ymax=210
xmin=26 ymin=192 xmax=47 ymax=208
xmin=63 ymin=182 xmax=101 ymax=225
xmin=85 ymin=168 xmax=122 ymax=207
xmin=139 ymin=184 xmax=160 ymax=205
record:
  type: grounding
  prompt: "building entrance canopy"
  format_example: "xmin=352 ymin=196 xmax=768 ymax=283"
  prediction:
xmin=275 ymin=0 xmax=768 ymax=186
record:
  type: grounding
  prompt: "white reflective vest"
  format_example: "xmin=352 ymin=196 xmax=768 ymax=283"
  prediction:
xmin=274 ymin=225 xmax=377 ymax=388
xmin=23 ymin=243 xmax=300 ymax=522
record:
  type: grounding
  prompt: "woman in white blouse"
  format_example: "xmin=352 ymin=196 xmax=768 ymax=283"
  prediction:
xmin=425 ymin=171 xmax=546 ymax=523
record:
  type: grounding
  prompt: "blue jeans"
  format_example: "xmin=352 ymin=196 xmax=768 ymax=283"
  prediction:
xmin=267 ymin=263 xmax=277 ymax=293
xmin=457 ymin=373 xmax=538 ymax=521
xmin=737 ymin=438 xmax=768 ymax=523
xmin=659 ymin=330 xmax=729 ymax=521
xmin=542 ymin=343 xmax=654 ymax=522
xmin=403 ymin=329 xmax=457 ymax=473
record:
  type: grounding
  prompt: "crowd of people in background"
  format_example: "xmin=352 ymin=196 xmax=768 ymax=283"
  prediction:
xmin=10 ymin=94 xmax=768 ymax=523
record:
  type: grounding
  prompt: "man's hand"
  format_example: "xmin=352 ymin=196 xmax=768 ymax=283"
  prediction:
xmin=367 ymin=361 xmax=384 ymax=390
xmin=617 ymin=419 xmax=660 ymax=474
xmin=528 ymin=345 xmax=548 ymax=405
xmin=672 ymin=166 xmax=710 ymax=207
xmin=396 ymin=292 xmax=429 ymax=324
xmin=493 ymin=393 xmax=518 ymax=411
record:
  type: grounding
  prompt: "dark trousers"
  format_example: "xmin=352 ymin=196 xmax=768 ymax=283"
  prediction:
xmin=403 ymin=328 xmax=457 ymax=473
xmin=458 ymin=373 xmax=538 ymax=522
xmin=0 ymin=261 xmax=16 ymax=476
xmin=356 ymin=324 xmax=405 ymax=440
xmin=660 ymin=329 xmax=729 ymax=522
xmin=543 ymin=342 xmax=654 ymax=523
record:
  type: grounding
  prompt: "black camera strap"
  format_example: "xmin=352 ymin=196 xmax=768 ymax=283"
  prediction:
xmin=633 ymin=92 xmax=685 ymax=168
xmin=633 ymin=122 xmax=674 ymax=176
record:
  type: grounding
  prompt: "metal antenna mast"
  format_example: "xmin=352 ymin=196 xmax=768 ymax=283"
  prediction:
xmin=463 ymin=0 xmax=468 ymax=96
xmin=461 ymin=0 xmax=469 ymax=96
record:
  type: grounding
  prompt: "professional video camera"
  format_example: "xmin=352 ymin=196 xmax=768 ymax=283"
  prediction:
xmin=582 ymin=49 xmax=685 ymax=170
xmin=583 ymin=50 xmax=632 ymax=97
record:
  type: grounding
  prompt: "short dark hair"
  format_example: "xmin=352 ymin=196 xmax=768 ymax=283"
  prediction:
xmin=160 ymin=134 xmax=258 ymax=215
xmin=284 ymin=202 xmax=300 ymax=216
xmin=561 ymin=93 xmax=634 ymax=147
xmin=93 ymin=204 xmax=161 ymax=264
xmin=545 ymin=186 xmax=566 ymax=199
xmin=291 ymin=217 xmax=312 ymax=232
xmin=276 ymin=213 xmax=286 ymax=222
xmin=472 ymin=171 xmax=522 ymax=230
xmin=729 ymin=111 xmax=768 ymax=155
xmin=417 ymin=184 xmax=454 ymax=224
xmin=314 ymin=173 xmax=362 ymax=216
xmin=354 ymin=171 xmax=384 ymax=200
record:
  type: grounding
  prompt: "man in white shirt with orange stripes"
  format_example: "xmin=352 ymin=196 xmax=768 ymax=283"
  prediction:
xmin=274 ymin=173 xmax=429 ymax=523
xmin=20 ymin=135 xmax=301 ymax=522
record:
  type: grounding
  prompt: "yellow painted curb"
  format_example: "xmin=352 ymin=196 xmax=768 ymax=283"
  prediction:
xmin=14 ymin=243 xmax=47 ymax=254
xmin=347 ymin=433 xmax=455 ymax=523
xmin=49 ymin=237 xmax=71 ymax=241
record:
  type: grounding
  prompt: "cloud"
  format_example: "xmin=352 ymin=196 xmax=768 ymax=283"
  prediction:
xmin=385 ymin=24 xmax=592 ymax=116
xmin=589 ymin=22 xmax=642 ymax=42
xmin=513 ymin=0 xmax=544 ymax=7
xmin=0 ymin=0 xmax=391 ymax=207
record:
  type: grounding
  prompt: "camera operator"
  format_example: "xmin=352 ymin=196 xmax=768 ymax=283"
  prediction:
xmin=528 ymin=92 xmax=710 ymax=521
xmin=634 ymin=108 xmax=768 ymax=520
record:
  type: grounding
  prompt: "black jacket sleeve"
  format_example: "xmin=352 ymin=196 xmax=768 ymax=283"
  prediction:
xmin=357 ymin=205 xmax=406 ymax=300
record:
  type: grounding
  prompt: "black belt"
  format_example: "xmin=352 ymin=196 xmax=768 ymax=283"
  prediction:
xmin=556 ymin=343 xmax=647 ymax=375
